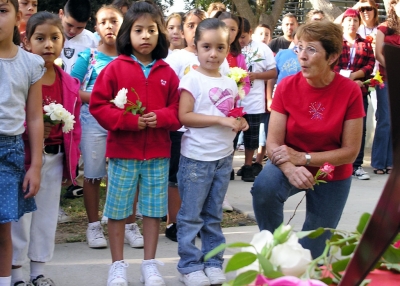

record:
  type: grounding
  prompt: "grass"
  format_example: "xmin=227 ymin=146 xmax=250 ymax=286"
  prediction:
xmin=56 ymin=182 xmax=256 ymax=244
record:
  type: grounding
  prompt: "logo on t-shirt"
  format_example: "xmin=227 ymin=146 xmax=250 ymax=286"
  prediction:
xmin=309 ymin=102 xmax=325 ymax=120
xmin=64 ymin=48 xmax=75 ymax=59
xmin=209 ymin=88 xmax=234 ymax=116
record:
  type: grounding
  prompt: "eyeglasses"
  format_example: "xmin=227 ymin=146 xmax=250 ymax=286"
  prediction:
xmin=294 ymin=45 xmax=318 ymax=56
xmin=359 ymin=6 xmax=374 ymax=12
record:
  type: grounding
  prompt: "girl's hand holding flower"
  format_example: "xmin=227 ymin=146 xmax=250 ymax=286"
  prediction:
xmin=138 ymin=117 xmax=147 ymax=130
xmin=142 ymin=112 xmax=157 ymax=128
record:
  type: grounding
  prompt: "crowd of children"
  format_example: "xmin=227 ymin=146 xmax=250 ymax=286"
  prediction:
xmin=0 ymin=0 xmax=397 ymax=285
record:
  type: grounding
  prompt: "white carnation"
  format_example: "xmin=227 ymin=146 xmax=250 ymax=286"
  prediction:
xmin=113 ymin=88 xmax=128 ymax=109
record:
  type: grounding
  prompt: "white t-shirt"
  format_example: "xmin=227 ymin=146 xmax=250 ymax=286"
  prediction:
xmin=0 ymin=47 xmax=45 ymax=135
xmin=179 ymin=70 xmax=238 ymax=161
xmin=240 ymin=40 xmax=276 ymax=114
xmin=165 ymin=48 xmax=230 ymax=79
xmin=60 ymin=29 xmax=98 ymax=74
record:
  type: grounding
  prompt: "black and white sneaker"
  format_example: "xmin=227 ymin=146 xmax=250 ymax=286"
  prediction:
xmin=353 ymin=167 xmax=370 ymax=180
xmin=165 ymin=223 xmax=177 ymax=242
xmin=31 ymin=275 xmax=55 ymax=286
xmin=63 ymin=184 xmax=83 ymax=199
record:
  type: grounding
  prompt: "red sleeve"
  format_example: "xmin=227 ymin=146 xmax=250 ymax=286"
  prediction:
xmin=89 ymin=62 xmax=141 ymax=132
xmin=153 ymin=68 xmax=181 ymax=131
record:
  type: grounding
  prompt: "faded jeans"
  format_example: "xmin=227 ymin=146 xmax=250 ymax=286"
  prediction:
xmin=251 ymin=161 xmax=352 ymax=258
xmin=177 ymin=154 xmax=233 ymax=274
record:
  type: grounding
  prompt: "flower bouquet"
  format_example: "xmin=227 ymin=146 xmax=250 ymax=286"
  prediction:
xmin=205 ymin=214 xmax=400 ymax=286
xmin=43 ymin=103 xmax=75 ymax=133
xmin=111 ymin=87 xmax=146 ymax=115
xmin=363 ymin=71 xmax=384 ymax=92
xmin=228 ymin=67 xmax=249 ymax=99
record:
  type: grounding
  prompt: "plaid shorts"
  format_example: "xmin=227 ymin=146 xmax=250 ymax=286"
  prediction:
xmin=243 ymin=113 xmax=263 ymax=150
xmin=104 ymin=158 xmax=169 ymax=219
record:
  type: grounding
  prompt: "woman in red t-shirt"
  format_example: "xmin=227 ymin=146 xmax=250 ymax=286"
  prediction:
xmin=251 ymin=21 xmax=365 ymax=259
xmin=371 ymin=0 xmax=400 ymax=174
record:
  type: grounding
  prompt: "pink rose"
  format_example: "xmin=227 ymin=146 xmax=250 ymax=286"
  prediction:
xmin=228 ymin=107 xmax=246 ymax=118
xmin=320 ymin=163 xmax=335 ymax=175
xmin=253 ymin=275 xmax=327 ymax=286
xmin=394 ymin=240 xmax=400 ymax=249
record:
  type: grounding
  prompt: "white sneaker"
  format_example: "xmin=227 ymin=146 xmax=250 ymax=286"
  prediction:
xmin=140 ymin=259 xmax=165 ymax=286
xmin=179 ymin=270 xmax=210 ymax=286
xmin=124 ymin=223 xmax=144 ymax=248
xmin=58 ymin=208 xmax=72 ymax=223
xmin=136 ymin=210 xmax=143 ymax=220
xmin=222 ymin=196 xmax=233 ymax=212
xmin=204 ymin=267 xmax=226 ymax=285
xmin=101 ymin=215 xmax=108 ymax=225
xmin=237 ymin=144 xmax=245 ymax=151
xmin=107 ymin=260 xmax=128 ymax=286
xmin=86 ymin=221 xmax=108 ymax=248
xmin=354 ymin=167 xmax=370 ymax=180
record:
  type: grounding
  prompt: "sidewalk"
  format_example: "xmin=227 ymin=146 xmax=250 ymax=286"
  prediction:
xmin=21 ymin=150 xmax=388 ymax=285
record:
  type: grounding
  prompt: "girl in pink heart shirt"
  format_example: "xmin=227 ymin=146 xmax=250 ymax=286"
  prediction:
xmin=176 ymin=18 xmax=248 ymax=286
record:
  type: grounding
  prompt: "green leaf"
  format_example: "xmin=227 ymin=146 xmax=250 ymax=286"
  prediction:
xmin=382 ymin=245 xmax=400 ymax=263
xmin=296 ymin=227 xmax=325 ymax=239
xmin=225 ymin=252 xmax=257 ymax=272
xmin=341 ymin=244 xmax=357 ymax=256
xmin=320 ymin=277 xmax=333 ymax=285
xmin=356 ymin=213 xmax=371 ymax=234
xmin=382 ymin=263 xmax=400 ymax=272
xmin=204 ymin=244 xmax=228 ymax=261
xmin=232 ymin=270 xmax=258 ymax=286
xmin=257 ymin=254 xmax=284 ymax=279
xmin=392 ymin=233 xmax=400 ymax=243
xmin=332 ymin=257 xmax=351 ymax=272
xmin=359 ymin=279 xmax=371 ymax=286
xmin=330 ymin=233 xmax=345 ymax=242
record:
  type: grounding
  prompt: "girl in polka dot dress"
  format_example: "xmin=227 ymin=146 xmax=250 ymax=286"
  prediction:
xmin=0 ymin=1 xmax=44 ymax=285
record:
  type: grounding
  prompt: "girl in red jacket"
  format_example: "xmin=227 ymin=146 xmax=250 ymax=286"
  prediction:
xmin=11 ymin=12 xmax=81 ymax=286
xmin=89 ymin=2 xmax=180 ymax=286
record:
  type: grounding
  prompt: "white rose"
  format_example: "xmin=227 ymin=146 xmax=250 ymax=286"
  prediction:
xmin=237 ymin=230 xmax=274 ymax=274
xmin=270 ymin=233 xmax=312 ymax=277
xmin=114 ymin=88 xmax=128 ymax=109
xmin=62 ymin=116 xmax=75 ymax=133
xmin=43 ymin=103 xmax=56 ymax=114
xmin=49 ymin=104 xmax=66 ymax=121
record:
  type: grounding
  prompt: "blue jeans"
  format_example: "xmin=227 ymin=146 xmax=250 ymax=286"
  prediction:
xmin=353 ymin=95 xmax=368 ymax=168
xmin=251 ymin=161 xmax=352 ymax=258
xmin=371 ymin=83 xmax=393 ymax=169
xmin=177 ymin=154 xmax=233 ymax=274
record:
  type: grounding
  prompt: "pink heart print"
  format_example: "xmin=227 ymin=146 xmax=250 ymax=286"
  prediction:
xmin=209 ymin=88 xmax=234 ymax=116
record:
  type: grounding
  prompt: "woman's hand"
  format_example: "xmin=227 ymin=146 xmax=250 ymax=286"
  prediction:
xmin=270 ymin=145 xmax=304 ymax=166
xmin=283 ymin=165 xmax=315 ymax=190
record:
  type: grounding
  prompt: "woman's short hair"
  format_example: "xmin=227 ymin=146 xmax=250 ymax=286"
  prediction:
xmin=207 ymin=2 xmax=226 ymax=16
xmin=296 ymin=21 xmax=343 ymax=69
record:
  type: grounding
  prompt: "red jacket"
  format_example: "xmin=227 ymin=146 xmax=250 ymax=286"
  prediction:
xmin=89 ymin=55 xmax=180 ymax=160
xmin=24 ymin=65 xmax=82 ymax=182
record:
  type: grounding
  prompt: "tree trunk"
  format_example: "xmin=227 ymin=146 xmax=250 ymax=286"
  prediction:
xmin=309 ymin=0 xmax=344 ymax=20
xmin=231 ymin=0 xmax=258 ymax=27
xmin=259 ymin=0 xmax=286 ymax=29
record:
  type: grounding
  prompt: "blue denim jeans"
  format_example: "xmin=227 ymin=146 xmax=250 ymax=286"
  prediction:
xmin=177 ymin=154 xmax=233 ymax=274
xmin=371 ymin=83 xmax=393 ymax=170
xmin=353 ymin=95 xmax=368 ymax=168
xmin=251 ymin=161 xmax=352 ymax=258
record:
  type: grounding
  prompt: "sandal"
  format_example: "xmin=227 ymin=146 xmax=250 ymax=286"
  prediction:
xmin=386 ymin=168 xmax=393 ymax=174
xmin=374 ymin=169 xmax=385 ymax=175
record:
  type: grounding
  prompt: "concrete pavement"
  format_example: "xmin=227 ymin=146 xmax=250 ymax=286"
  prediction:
xmin=20 ymin=150 xmax=389 ymax=285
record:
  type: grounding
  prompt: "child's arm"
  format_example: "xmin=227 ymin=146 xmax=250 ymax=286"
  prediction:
xmin=179 ymin=90 xmax=242 ymax=132
xmin=24 ymin=80 xmax=44 ymax=198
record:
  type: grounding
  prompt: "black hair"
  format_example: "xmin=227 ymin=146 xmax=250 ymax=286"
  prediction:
xmin=25 ymin=11 xmax=64 ymax=42
xmin=255 ymin=23 xmax=272 ymax=32
xmin=111 ymin=0 xmax=132 ymax=10
xmin=64 ymin=0 xmax=91 ymax=23
xmin=282 ymin=12 xmax=298 ymax=22
xmin=2 ymin=0 xmax=20 ymax=45
xmin=215 ymin=11 xmax=243 ymax=57
xmin=194 ymin=18 xmax=229 ymax=47
xmin=116 ymin=1 xmax=168 ymax=59
xmin=242 ymin=17 xmax=251 ymax=34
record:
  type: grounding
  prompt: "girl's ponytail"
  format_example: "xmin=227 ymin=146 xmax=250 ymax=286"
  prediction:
xmin=13 ymin=26 xmax=21 ymax=46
